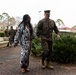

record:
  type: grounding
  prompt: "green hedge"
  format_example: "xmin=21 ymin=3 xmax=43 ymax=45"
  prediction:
xmin=31 ymin=36 xmax=42 ymax=56
xmin=0 ymin=32 xmax=4 ymax=37
xmin=52 ymin=33 xmax=76 ymax=63
xmin=32 ymin=32 xmax=76 ymax=63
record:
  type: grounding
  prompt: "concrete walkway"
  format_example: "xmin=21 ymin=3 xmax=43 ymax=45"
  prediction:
xmin=0 ymin=46 xmax=76 ymax=75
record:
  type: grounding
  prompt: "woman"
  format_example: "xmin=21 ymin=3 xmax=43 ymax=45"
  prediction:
xmin=14 ymin=14 xmax=33 ymax=73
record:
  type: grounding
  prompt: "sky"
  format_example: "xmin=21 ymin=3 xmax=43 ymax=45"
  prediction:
xmin=0 ymin=0 xmax=76 ymax=28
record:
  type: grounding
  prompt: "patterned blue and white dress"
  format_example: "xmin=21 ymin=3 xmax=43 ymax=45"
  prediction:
xmin=14 ymin=23 xmax=30 ymax=68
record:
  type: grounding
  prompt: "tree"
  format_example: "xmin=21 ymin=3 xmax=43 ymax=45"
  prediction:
xmin=2 ymin=12 xmax=10 ymax=27
xmin=8 ymin=17 xmax=16 ymax=26
xmin=56 ymin=19 xmax=65 ymax=28
xmin=2 ymin=12 xmax=16 ymax=27
xmin=2 ymin=12 xmax=10 ymax=20
xmin=0 ymin=12 xmax=16 ymax=31
xmin=0 ymin=15 xmax=3 ymax=21
xmin=0 ymin=15 xmax=4 ymax=31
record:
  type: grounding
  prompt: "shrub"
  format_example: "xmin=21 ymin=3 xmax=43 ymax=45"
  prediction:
xmin=0 ymin=32 xmax=4 ymax=37
xmin=32 ymin=32 xmax=76 ymax=63
xmin=52 ymin=33 xmax=76 ymax=63
xmin=31 ymin=36 xmax=42 ymax=56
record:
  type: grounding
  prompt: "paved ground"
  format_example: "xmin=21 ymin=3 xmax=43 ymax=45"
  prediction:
xmin=0 ymin=46 xmax=76 ymax=75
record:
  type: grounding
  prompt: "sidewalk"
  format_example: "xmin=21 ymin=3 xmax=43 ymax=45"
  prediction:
xmin=0 ymin=46 xmax=76 ymax=75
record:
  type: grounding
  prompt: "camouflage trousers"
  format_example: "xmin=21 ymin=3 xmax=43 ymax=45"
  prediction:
xmin=9 ymin=37 xmax=14 ymax=46
xmin=20 ymin=41 xmax=30 ymax=68
xmin=41 ymin=40 xmax=53 ymax=62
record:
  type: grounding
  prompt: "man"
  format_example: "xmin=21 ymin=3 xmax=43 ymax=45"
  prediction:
xmin=9 ymin=26 xmax=15 ymax=46
xmin=4 ymin=26 xmax=9 ymax=37
xmin=37 ymin=10 xmax=60 ymax=69
xmin=4 ymin=26 xmax=9 ymax=47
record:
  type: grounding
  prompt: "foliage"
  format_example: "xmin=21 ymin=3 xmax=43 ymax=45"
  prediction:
xmin=0 ymin=12 xmax=16 ymax=31
xmin=56 ymin=19 xmax=65 ymax=27
xmin=31 ymin=36 xmax=42 ymax=56
xmin=52 ymin=33 xmax=76 ymax=63
xmin=0 ymin=32 xmax=4 ymax=37
xmin=32 ymin=32 xmax=76 ymax=63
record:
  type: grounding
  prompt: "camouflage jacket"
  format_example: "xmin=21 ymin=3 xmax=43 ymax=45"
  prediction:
xmin=4 ymin=29 xmax=9 ymax=37
xmin=37 ymin=18 xmax=59 ymax=41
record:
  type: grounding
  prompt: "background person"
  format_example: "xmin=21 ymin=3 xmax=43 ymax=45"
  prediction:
xmin=4 ymin=26 xmax=10 ymax=47
xmin=9 ymin=26 xmax=15 ymax=46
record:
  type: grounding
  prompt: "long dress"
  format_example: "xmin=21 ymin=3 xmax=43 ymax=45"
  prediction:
xmin=14 ymin=23 xmax=30 ymax=68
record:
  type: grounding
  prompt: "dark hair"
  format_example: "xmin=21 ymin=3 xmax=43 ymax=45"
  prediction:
xmin=18 ymin=14 xmax=33 ymax=35
xmin=28 ymin=22 xmax=33 ymax=36
xmin=23 ymin=14 xmax=30 ymax=24
xmin=18 ymin=14 xmax=30 ymax=29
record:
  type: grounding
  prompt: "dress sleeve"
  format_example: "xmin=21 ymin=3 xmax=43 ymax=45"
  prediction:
xmin=14 ymin=25 xmax=22 ymax=44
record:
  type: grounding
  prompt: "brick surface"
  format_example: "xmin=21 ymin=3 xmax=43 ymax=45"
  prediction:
xmin=0 ymin=46 xmax=76 ymax=75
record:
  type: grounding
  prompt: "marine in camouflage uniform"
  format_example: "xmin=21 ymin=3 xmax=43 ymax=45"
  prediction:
xmin=4 ymin=26 xmax=10 ymax=47
xmin=4 ymin=26 xmax=9 ymax=37
xmin=9 ymin=26 xmax=15 ymax=46
xmin=37 ymin=10 xmax=60 ymax=69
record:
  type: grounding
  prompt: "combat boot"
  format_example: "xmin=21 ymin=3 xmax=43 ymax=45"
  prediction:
xmin=46 ymin=61 xmax=54 ymax=70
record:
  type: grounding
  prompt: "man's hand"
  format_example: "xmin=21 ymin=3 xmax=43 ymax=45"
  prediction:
xmin=57 ymin=34 xmax=60 ymax=40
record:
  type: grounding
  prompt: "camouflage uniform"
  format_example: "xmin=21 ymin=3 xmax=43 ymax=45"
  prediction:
xmin=4 ymin=28 xmax=10 ymax=47
xmin=9 ymin=28 xmax=15 ymax=46
xmin=14 ymin=23 xmax=30 ymax=68
xmin=4 ymin=29 xmax=9 ymax=37
xmin=37 ymin=18 xmax=59 ymax=62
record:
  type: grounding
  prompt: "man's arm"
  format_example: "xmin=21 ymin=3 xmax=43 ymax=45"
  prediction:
xmin=36 ymin=20 xmax=43 ymax=37
xmin=36 ymin=20 xmax=43 ymax=42
xmin=53 ymin=21 xmax=60 ymax=39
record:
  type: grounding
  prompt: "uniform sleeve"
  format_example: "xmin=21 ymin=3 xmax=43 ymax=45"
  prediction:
xmin=53 ymin=21 xmax=59 ymax=34
xmin=36 ymin=20 xmax=43 ymax=37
